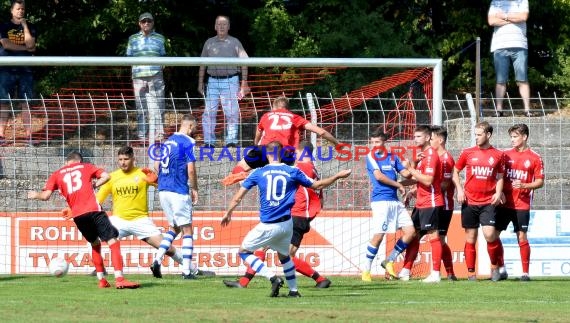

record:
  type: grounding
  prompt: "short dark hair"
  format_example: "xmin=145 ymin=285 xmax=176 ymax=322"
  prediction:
xmin=11 ymin=0 xmax=25 ymax=9
xmin=475 ymin=121 xmax=493 ymax=134
xmin=508 ymin=123 xmax=529 ymax=137
xmin=431 ymin=125 xmax=448 ymax=143
xmin=414 ymin=125 xmax=432 ymax=135
xmin=369 ymin=129 xmax=388 ymax=141
xmin=66 ymin=151 xmax=83 ymax=163
xmin=118 ymin=146 xmax=134 ymax=157
xmin=298 ymin=140 xmax=314 ymax=155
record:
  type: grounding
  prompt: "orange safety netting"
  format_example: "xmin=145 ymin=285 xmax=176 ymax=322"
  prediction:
xmin=15 ymin=67 xmax=431 ymax=144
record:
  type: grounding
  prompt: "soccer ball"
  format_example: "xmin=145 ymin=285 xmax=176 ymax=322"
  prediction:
xmin=48 ymin=257 xmax=69 ymax=278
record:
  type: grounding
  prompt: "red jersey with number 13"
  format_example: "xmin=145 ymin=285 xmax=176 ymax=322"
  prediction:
xmin=503 ymin=148 xmax=544 ymax=210
xmin=258 ymin=108 xmax=309 ymax=147
xmin=455 ymin=146 xmax=505 ymax=205
xmin=44 ymin=162 xmax=105 ymax=218
xmin=415 ymin=146 xmax=444 ymax=208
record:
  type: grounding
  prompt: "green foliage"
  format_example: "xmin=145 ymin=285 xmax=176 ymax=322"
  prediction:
xmin=11 ymin=0 xmax=570 ymax=97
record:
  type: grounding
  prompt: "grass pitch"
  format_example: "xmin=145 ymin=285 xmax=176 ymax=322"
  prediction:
xmin=0 ymin=274 xmax=568 ymax=322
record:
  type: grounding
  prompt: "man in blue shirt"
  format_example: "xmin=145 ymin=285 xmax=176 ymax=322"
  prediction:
xmin=152 ymin=114 xmax=200 ymax=279
xmin=221 ymin=141 xmax=351 ymax=297
xmin=126 ymin=12 xmax=166 ymax=145
xmin=361 ymin=129 xmax=415 ymax=281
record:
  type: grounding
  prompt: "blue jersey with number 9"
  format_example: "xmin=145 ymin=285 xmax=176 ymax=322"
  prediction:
xmin=158 ymin=133 xmax=196 ymax=195
xmin=242 ymin=163 xmax=314 ymax=223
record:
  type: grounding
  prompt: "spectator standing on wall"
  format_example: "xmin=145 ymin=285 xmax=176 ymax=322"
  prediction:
xmin=488 ymin=0 xmax=532 ymax=117
xmin=0 ymin=0 xmax=37 ymax=146
xmin=126 ymin=12 xmax=166 ymax=145
xmin=198 ymin=15 xmax=249 ymax=148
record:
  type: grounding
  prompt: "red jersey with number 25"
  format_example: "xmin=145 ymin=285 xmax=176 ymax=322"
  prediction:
xmin=455 ymin=146 xmax=505 ymax=205
xmin=415 ymin=146 xmax=444 ymax=208
xmin=291 ymin=160 xmax=321 ymax=219
xmin=44 ymin=162 xmax=105 ymax=218
xmin=258 ymin=108 xmax=309 ymax=147
xmin=503 ymin=148 xmax=544 ymax=210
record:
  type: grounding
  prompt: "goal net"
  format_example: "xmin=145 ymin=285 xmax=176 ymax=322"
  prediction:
xmin=1 ymin=56 xmax=445 ymax=280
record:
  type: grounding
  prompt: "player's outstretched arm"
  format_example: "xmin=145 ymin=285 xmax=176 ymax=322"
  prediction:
xmin=93 ymin=172 xmax=111 ymax=189
xmin=221 ymin=187 xmax=249 ymax=227
xmin=27 ymin=189 xmax=53 ymax=201
xmin=304 ymin=123 xmax=339 ymax=146
xmin=311 ymin=169 xmax=351 ymax=190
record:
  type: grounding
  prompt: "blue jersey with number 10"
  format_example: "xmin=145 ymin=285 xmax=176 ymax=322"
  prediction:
xmin=158 ymin=133 xmax=196 ymax=195
xmin=242 ymin=163 xmax=314 ymax=223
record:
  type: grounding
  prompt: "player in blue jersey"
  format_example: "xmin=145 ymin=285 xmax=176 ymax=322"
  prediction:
xmin=151 ymin=114 xmax=201 ymax=279
xmin=221 ymin=141 xmax=351 ymax=297
xmin=361 ymin=129 xmax=415 ymax=281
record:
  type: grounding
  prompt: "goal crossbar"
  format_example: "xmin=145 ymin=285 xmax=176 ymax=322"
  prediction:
xmin=0 ymin=56 xmax=443 ymax=125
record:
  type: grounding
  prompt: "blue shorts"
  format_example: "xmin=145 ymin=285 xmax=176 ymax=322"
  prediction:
xmin=493 ymin=48 xmax=528 ymax=84
xmin=0 ymin=70 xmax=34 ymax=102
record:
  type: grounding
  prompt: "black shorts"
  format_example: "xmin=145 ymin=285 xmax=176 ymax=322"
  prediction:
xmin=73 ymin=211 xmax=119 ymax=243
xmin=461 ymin=204 xmax=496 ymax=229
xmin=244 ymin=146 xmax=295 ymax=169
xmin=438 ymin=209 xmax=453 ymax=236
xmin=495 ymin=207 xmax=530 ymax=232
xmin=411 ymin=206 xmax=440 ymax=234
xmin=291 ymin=216 xmax=313 ymax=248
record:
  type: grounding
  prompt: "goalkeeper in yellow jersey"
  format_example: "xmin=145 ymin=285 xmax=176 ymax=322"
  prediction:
xmin=95 ymin=145 xmax=199 ymax=278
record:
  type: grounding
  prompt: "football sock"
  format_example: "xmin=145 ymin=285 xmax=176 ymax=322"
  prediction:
xmin=155 ymin=230 xmax=176 ymax=263
xmin=240 ymin=253 xmax=274 ymax=279
xmin=464 ymin=242 xmax=476 ymax=272
xmin=231 ymin=165 xmax=246 ymax=174
xmin=486 ymin=239 xmax=500 ymax=266
xmin=171 ymin=250 xmax=183 ymax=265
xmin=91 ymin=243 xmax=105 ymax=278
xmin=292 ymin=256 xmax=315 ymax=278
xmin=403 ymin=237 xmax=420 ymax=270
xmin=312 ymin=272 xmax=325 ymax=283
xmin=497 ymin=239 xmax=505 ymax=267
xmin=363 ymin=243 xmax=379 ymax=271
xmin=240 ymin=250 xmax=266 ymax=287
xmin=182 ymin=234 xmax=194 ymax=275
xmin=430 ymin=237 xmax=442 ymax=272
xmin=387 ymin=238 xmax=409 ymax=262
xmin=280 ymin=256 xmax=298 ymax=292
xmin=519 ymin=240 xmax=531 ymax=274
xmin=441 ymin=242 xmax=455 ymax=275
xmin=109 ymin=241 xmax=124 ymax=278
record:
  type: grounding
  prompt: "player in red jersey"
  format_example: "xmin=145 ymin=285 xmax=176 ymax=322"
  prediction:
xmin=27 ymin=151 xmax=140 ymax=289
xmin=452 ymin=121 xmax=505 ymax=281
xmin=430 ymin=126 xmax=457 ymax=280
xmin=400 ymin=125 xmax=444 ymax=283
xmin=223 ymin=141 xmax=332 ymax=288
xmin=221 ymin=95 xmax=339 ymax=185
xmin=496 ymin=124 xmax=544 ymax=281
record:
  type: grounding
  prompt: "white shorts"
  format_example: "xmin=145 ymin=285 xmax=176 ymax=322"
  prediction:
xmin=242 ymin=219 xmax=293 ymax=256
xmin=370 ymin=200 xmax=413 ymax=234
xmin=109 ymin=216 xmax=162 ymax=240
xmin=158 ymin=191 xmax=193 ymax=227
